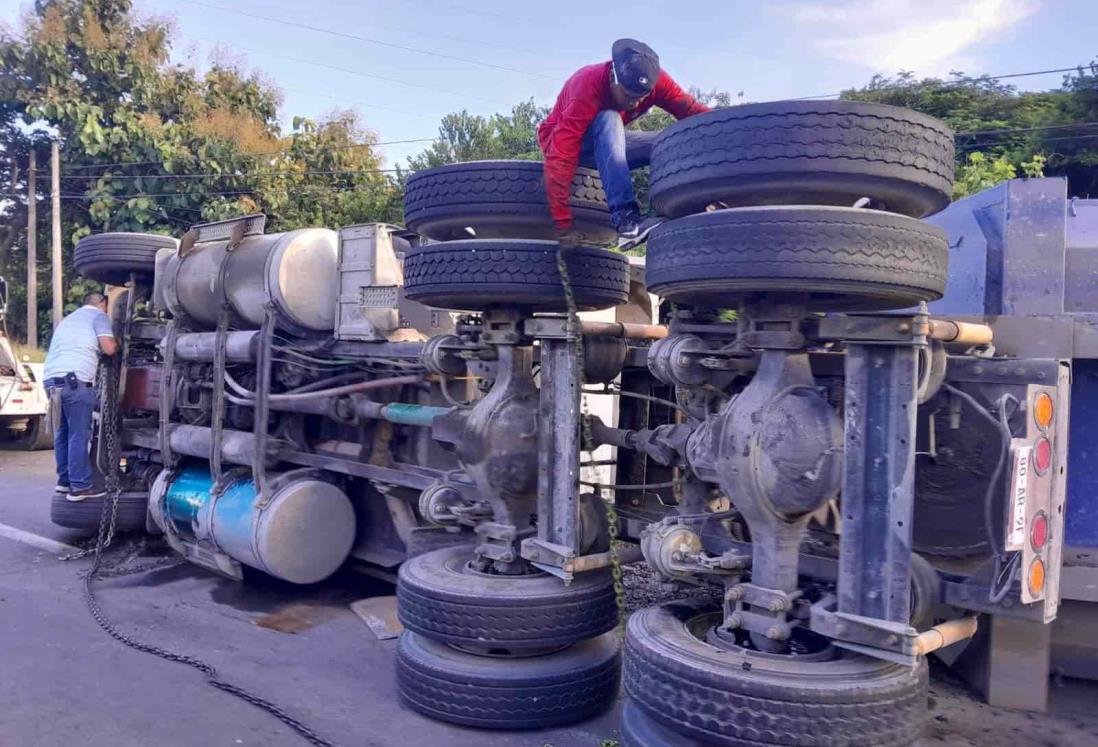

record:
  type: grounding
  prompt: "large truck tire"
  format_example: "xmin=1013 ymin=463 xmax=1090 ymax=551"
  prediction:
xmin=396 ymin=630 xmax=620 ymax=729
xmin=403 ymin=240 xmax=630 ymax=312
xmin=621 ymin=700 xmax=709 ymax=747
xmin=645 ymin=206 xmax=949 ymax=312
xmin=649 ymin=101 xmax=954 ymax=219
xmin=50 ymin=491 xmax=148 ymax=532
xmin=73 ymin=233 xmax=179 ymax=286
xmin=396 ymin=544 xmax=617 ymax=650
xmin=403 ymin=160 xmax=615 ymax=243
xmin=15 ymin=415 xmax=54 ymax=451
xmin=624 ymin=602 xmax=928 ymax=746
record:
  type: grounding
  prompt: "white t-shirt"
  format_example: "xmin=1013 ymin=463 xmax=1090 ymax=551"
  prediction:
xmin=43 ymin=305 xmax=114 ymax=383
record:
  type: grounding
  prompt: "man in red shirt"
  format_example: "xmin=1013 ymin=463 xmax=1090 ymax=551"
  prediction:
xmin=538 ymin=39 xmax=710 ymax=248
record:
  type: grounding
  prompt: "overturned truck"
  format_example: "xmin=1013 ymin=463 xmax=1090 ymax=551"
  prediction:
xmin=67 ymin=102 xmax=1069 ymax=746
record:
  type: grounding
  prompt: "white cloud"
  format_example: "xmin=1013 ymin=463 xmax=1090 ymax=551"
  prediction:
xmin=782 ymin=0 xmax=1041 ymax=74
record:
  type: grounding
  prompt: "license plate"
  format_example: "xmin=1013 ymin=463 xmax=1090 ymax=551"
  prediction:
xmin=1006 ymin=445 xmax=1031 ymax=551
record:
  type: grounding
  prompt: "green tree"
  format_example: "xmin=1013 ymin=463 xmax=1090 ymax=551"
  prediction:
xmin=841 ymin=67 xmax=1095 ymax=196
xmin=953 ymin=152 xmax=1018 ymax=198
xmin=626 ymin=89 xmax=737 ymax=210
xmin=406 ymin=98 xmax=549 ymax=171
xmin=0 ymin=0 xmax=396 ymax=341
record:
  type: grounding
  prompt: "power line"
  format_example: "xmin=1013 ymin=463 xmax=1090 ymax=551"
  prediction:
xmin=197 ymin=39 xmax=504 ymax=105
xmin=956 ymin=121 xmax=1098 ymax=137
xmin=279 ymin=85 xmax=435 ymax=120
xmin=61 ymin=167 xmax=404 ymax=180
xmin=796 ymin=65 xmax=1086 ymax=101
xmin=52 ymin=131 xmax=1098 ymax=188
xmin=59 ymin=120 xmax=1098 ymax=177
xmin=63 ymin=138 xmax=434 ymax=172
xmin=185 ymin=0 xmax=553 ymax=80
xmin=957 ymin=132 xmax=1098 ymax=151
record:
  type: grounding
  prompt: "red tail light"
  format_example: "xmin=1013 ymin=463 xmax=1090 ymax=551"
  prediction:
xmin=1033 ymin=437 xmax=1052 ymax=474
xmin=1031 ymin=511 xmax=1049 ymax=550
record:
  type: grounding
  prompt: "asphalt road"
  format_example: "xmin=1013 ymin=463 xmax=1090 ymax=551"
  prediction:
xmin=3 ymin=448 xmax=1098 ymax=747
xmin=0 ymin=449 xmax=619 ymax=747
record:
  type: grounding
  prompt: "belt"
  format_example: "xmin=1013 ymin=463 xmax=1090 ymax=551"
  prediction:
xmin=46 ymin=377 xmax=94 ymax=388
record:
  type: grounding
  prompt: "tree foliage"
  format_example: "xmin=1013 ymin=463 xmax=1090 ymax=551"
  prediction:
xmin=3 ymin=2 xmax=1097 ymax=344
xmin=0 ymin=0 xmax=399 ymax=342
xmin=405 ymin=99 xmax=548 ymax=171
xmin=842 ymin=66 xmax=1098 ymax=196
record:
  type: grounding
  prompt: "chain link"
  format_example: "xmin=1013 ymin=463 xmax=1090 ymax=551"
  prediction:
xmin=61 ymin=354 xmax=337 ymax=747
xmin=556 ymin=247 xmax=627 ymax=639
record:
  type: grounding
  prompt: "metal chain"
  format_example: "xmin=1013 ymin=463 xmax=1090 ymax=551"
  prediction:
xmin=556 ymin=247 xmax=626 ymax=639
xmin=61 ymin=354 xmax=337 ymax=747
xmin=59 ymin=358 xmax=124 ymax=562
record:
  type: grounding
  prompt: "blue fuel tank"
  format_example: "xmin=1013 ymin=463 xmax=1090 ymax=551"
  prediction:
xmin=150 ymin=464 xmax=356 ymax=584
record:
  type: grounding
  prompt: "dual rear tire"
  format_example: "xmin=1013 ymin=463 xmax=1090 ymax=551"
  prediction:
xmin=394 ymin=545 xmax=620 ymax=730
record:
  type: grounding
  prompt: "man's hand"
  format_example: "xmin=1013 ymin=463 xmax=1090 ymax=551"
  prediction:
xmin=556 ymin=227 xmax=583 ymax=250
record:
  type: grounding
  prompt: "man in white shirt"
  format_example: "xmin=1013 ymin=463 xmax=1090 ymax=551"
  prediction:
xmin=42 ymin=292 xmax=118 ymax=500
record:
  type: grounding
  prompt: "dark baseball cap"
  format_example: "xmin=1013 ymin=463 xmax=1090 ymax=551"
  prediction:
xmin=612 ymin=39 xmax=659 ymax=96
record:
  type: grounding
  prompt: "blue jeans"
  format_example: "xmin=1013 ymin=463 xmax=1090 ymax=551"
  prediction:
xmin=579 ymin=110 xmax=660 ymax=229
xmin=48 ymin=381 xmax=97 ymax=491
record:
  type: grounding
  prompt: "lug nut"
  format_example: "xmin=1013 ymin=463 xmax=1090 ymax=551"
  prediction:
xmin=726 ymin=586 xmax=744 ymax=602
xmin=766 ymin=626 xmax=788 ymax=640
xmin=727 ymin=613 xmax=743 ymax=629
xmin=768 ymin=599 xmax=787 ymax=613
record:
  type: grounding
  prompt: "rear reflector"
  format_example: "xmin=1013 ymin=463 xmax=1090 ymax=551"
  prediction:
xmin=1028 ymin=557 xmax=1046 ymax=595
xmin=1031 ymin=511 xmax=1049 ymax=550
xmin=1034 ymin=391 xmax=1054 ymax=430
xmin=1033 ymin=437 xmax=1052 ymax=474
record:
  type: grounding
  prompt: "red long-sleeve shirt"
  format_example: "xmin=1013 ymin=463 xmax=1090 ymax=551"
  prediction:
xmin=537 ymin=61 xmax=709 ymax=230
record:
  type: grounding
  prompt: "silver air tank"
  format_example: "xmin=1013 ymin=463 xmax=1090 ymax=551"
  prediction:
xmin=160 ymin=228 xmax=339 ymax=332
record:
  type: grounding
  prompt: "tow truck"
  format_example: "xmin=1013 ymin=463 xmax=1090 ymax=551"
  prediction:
xmin=0 ymin=275 xmax=51 ymax=451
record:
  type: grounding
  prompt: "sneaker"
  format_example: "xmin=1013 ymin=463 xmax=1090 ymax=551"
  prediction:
xmin=54 ymin=484 xmax=70 ymax=495
xmin=67 ymin=488 xmax=106 ymax=502
xmin=617 ymin=216 xmax=664 ymax=251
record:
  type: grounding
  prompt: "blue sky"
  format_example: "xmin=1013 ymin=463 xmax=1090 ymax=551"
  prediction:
xmin=2 ymin=0 xmax=1097 ymax=165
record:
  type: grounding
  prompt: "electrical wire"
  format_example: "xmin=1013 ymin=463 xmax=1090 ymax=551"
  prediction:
xmin=184 ymin=0 xmax=554 ymax=79
xmin=942 ymin=384 xmax=1026 ymax=603
xmin=957 ymin=132 xmax=1098 ymax=151
xmin=956 ymin=121 xmax=1098 ymax=137
xmin=52 ymin=128 xmax=1098 ymax=186
xmin=794 ymin=65 xmax=1088 ymax=101
xmin=582 ymin=386 xmax=690 ymax=415
xmin=579 ymin=478 xmax=682 ymax=491
xmin=942 ymin=384 xmax=1014 ymax=559
xmin=61 ymin=136 xmax=433 ymax=172
xmin=63 ymin=166 xmax=407 ymax=180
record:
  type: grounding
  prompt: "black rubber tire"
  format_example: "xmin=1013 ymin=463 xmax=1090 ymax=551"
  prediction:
xmin=397 ymin=544 xmax=618 ymax=650
xmin=649 ymin=101 xmax=954 ymax=219
xmin=396 ymin=630 xmax=620 ymax=730
xmin=624 ymin=602 xmax=928 ymax=746
xmin=50 ymin=491 xmax=148 ymax=532
xmin=622 ymin=700 xmax=709 ymax=747
xmin=403 ymin=240 xmax=630 ymax=312
xmin=15 ymin=415 xmax=54 ymax=451
xmin=403 ymin=160 xmax=615 ymax=242
xmin=73 ymin=233 xmax=178 ymax=286
xmin=646 ymin=206 xmax=949 ymax=311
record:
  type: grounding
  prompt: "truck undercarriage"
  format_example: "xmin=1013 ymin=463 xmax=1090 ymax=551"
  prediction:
xmin=65 ymin=100 xmax=1071 ymax=746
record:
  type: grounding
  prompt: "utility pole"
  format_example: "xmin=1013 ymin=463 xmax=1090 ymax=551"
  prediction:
xmin=51 ymin=139 xmax=62 ymax=328
xmin=26 ymin=149 xmax=36 ymax=349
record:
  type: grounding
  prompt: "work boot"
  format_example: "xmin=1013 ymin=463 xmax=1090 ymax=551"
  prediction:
xmin=67 ymin=487 xmax=106 ymax=502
